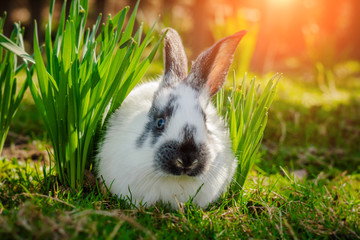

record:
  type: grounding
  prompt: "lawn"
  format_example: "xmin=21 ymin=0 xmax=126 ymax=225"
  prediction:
xmin=1 ymin=68 xmax=359 ymax=239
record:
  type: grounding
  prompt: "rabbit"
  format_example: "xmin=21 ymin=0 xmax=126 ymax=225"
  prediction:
xmin=96 ymin=28 xmax=247 ymax=208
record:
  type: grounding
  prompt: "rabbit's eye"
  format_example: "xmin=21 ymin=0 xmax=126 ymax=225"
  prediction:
xmin=156 ymin=118 xmax=166 ymax=130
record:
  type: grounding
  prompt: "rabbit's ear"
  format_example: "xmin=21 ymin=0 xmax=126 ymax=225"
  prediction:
xmin=162 ymin=28 xmax=188 ymax=86
xmin=187 ymin=30 xmax=247 ymax=96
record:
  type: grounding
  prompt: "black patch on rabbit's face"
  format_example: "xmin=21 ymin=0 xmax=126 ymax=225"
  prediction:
xmin=155 ymin=124 xmax=209 ymax=177
xmin=136 ymin=121 xmax=152 ymax=148
xmin=136 ymin=94 xmax=179 ymax=148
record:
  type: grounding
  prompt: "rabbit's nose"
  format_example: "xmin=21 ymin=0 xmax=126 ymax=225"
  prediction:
xmin=175 ymin=158 xmax=183 ymax=168
xmin=175 ymin=158 xmax=198 ymax=170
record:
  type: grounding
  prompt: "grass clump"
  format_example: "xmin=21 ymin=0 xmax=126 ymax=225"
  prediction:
xmin=1 ymin=0 xmax=163 ymax=189
xmin=0 ymin=14 xmax=28 ymax=155
xmin=28 ymin=0 xmax=162 ymax=189
xmin=217 ymin=73 xmax=280 ymax=191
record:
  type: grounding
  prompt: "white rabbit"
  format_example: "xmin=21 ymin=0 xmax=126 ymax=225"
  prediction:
xmin=97 ymin=28 xmax=246 ymax=208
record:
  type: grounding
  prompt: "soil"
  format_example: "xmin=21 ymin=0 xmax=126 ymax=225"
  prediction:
xmin=1 ymin=131 xmax=49 ymax=162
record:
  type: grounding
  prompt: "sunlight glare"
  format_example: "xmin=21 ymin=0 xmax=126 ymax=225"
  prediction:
xmin=268 ymin=0 xmax=296 ymax=6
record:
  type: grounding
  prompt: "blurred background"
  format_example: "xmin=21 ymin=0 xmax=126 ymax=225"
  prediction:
xmin=1 ymin=0 xmax=359 ymax=177
xmin=2 ymin=0 xmax=360 ymax=74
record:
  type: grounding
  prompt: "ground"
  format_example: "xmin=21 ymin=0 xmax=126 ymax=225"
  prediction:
xmin=1 ymin=67 xmax=360 ymax=239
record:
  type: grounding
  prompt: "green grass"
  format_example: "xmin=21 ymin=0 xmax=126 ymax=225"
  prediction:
xmin=217 ymin=73 xmax=280 ymax=192
xmin=0 ymin=158 xmax=359 ymax=239
xmin=0 ymin=0 xmax=163 ymax=189
xmin=0 ymin=14 xmax=28 ymax=155
xmin=1 ymin=65 xmax=360 ymax=238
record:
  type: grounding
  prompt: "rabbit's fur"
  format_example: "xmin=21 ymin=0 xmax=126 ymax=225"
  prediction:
xmin=97 ymin=28 xmax=246 ymax=208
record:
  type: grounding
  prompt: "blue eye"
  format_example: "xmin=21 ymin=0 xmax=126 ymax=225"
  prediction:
xmin=156 ymin=118 xmax=166 ymax=130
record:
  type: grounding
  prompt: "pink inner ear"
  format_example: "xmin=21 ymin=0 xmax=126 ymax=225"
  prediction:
xmin=207 ymin=39 xmax=240 ymax=96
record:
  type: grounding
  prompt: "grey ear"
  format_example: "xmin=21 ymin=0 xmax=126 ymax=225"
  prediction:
xmin=187 ymin=30 xmax=247 ymax=96
xmin=162 ymin=28 xmax=188 ymax=86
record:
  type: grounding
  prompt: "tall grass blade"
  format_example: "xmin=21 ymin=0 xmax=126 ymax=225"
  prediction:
xmin=0 ymin=16 xmax=29 ymax=155
xmin=216 ymin=73 xmax=279 ymax=198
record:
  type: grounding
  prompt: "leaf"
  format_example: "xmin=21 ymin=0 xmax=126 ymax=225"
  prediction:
xmin=0 ymin=33 xmax=34 ymax=63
